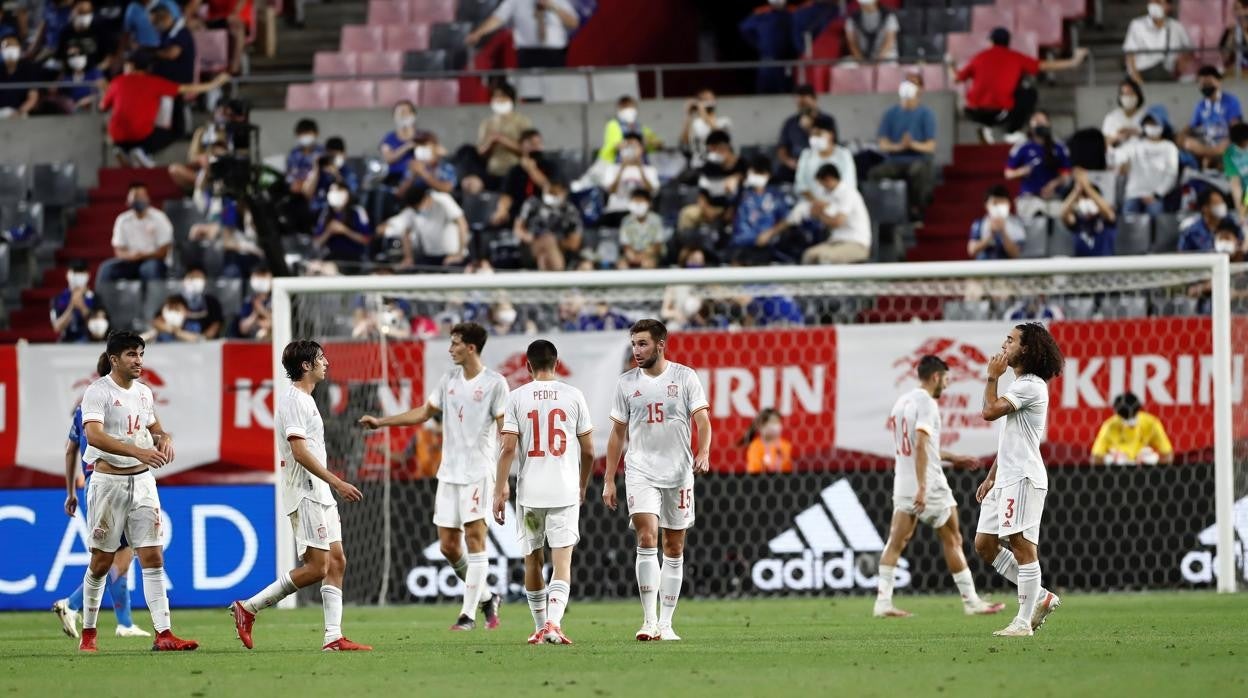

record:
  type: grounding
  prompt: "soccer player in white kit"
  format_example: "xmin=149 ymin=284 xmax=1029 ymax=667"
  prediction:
xmin=231 ymin=340 xmax=371 ymax=651
xmin=76 ymin=331 xmax=197 ymax=652
xmin=359 ymin=322 xmax=508 ymax=630
xmin=876 ymin=355 xmax=1005 ymax=619
xmin=491 ymin=340 xmax=594 ymax=645
xmin=974 ymin=323 xmax=1064 ymax=637
xmin=603 ymin=319 xmax=711 ymax=642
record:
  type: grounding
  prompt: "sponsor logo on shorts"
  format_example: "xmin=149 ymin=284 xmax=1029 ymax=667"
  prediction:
xmin=1180 ymin=495 xmax=1248 ymax=584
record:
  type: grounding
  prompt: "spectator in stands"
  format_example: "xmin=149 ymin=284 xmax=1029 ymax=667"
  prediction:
xmin=351 ymin=271 xmax=416 ymax=339
xmin=465 ymin=0 xmax=579 ymax=72
xmin=577 ymin=300 xmax=631 ymax=331
xmin=149 ymin=4 xmax=193 ymax=85
xmin=1225 ymin=123 xmax=1248 ymax=220
xmin=1210 ymin=219 xmax=1246 ymax=260
xmin=869 ymin=69 xmax=936 ymax=221
xmin=179 ymin=265 xmax=223 ymax=339
xmin=1123 ymin=0 xmax=1193 ymax=84
xmin=844 ymin=0 xmax=897 ymax=63
xmin=0 ymin=5 xmax=25 ymax=43
xmin=491 ymin=128 xmax=553 ymax=225
xmin=573 ymin=132 xmax=659 ymax=227
xmin=382 ymin=182 xmax=468 ymax=268
xmin=187 ymin=195 xmax=264 ymax=278
xmin=798 ymin=164 xmax=871 ymax=264
xmin=57 ymin=1 xmax=115 ymax=73
xmin=305 ymin=136 xmax=359 ymax=218
xmin=283 ymin=117 xmax=321 ymax=229
xmin=487 ymin=298 xmax=534 ymax=336
xmin=184 ymin=0 xmax=248 ymax=75
xmin=476 ymin=82 xmax=533 ymax=188
xmin=85 ymin=307 xmax=111 ymax=342
xmin=56 ymin=44 xmax=105 ymax=113
xmin=1091 ymin=392 xmax=1174 ymax=465
xmin=731 ymin=155 xmax=790 ymax=266
xmin=741 ymin=408 xmax=793 ymax=475
xmin=677 ymin=130 xmax=746 ymax=248
xmin=955 ymin=27 xmax=1087 ymax=144
xmin=142 ymin=294 xmax=200 ymax=343
xmin=775 ymin=84 xmax=830 ymax=183
xmin=618 ymin=189 xmax=665 ymax=269
xmin=99 ymin=181 xmax=172 ymax=282
xmin=51 ymin=260 xmax=97 ymax=342
xmin=967 ymin=185 xmax=1025 ymax=260
xmin=381 ymin=100 xmax=436 ymax=186
xmin=598 ymin=95 xmax=661 ymax=163
xmin=515 ymin=179 xmax=583 ymax=271
xmin=1005 ymin=110 xmax=1072 ymax=219
xmin=1221 ymin=0 xmax=1248 ymax=72
xmin=681 ymin=88 xmax=733 ymax=172
xmin=1179 ymin=188 xmax=1233 ymax=252
xmin=236 ymin=266 xmax=272 ymax=339
xmin=1003 ymin=296 xmax=1063 ymax=321
xmin=1182 ymin=66 xmax=1243 ymax=170
xmin=313 ymin=181 xmax=372 ymax=265
xmin=1117 ymin=113 xmax=1179 ymax=215
xmin=32 ymin=0 xmax=75 ymax=62
xmin=740 ymin=0 xmax=796 ymax=94
xmin=795 ymin=114 xmax=855 ymax=199
xmin=0 ymin=34 xmax=37 ymax=118
xmin=396 ymin=133 xmax=457 ymax=198
xmin=1059 ymin=171 xmax=1117 ymax=257
xmin=1102 ymin=78 xmax=1147 ymax=148
xmin=123 ymin=0 xmax=180 ymax=49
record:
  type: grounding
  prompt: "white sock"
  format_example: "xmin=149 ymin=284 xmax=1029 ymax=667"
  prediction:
xmin=526 ymin=588 xmax=547 ymax=631
xmin=992 ymin=549 xmax=1019 ymax=585
xmin=451 ymin=554 xmax=468 ymax=582
xmin=658 ymin=555 xmax=683 ymax=627
xmin=142 ymin=567 xmax=171 ymax=633
xmin=322 ymin=585 xmax=343 ymax=645
xmin=243 ymin=572 xmax=297 ymax=614
xmin=635 ymin=547 xmax=659 ymax=625
xmin=547 ymin=580 xmax=570 ymax=627
xmin=82 ymin=572 xmax=107 ymax=630
xmin=877 ymin=564 xmax=896 ymax=604
xmin=460 ymin=552 xmax=488 ymax=619
xmin=1016 ymin=562 xmax=1042 ymax=626
xmin=952 ymin=568 xmax=981 ymax=605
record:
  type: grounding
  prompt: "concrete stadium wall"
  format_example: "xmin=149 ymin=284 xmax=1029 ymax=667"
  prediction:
xmin=1 ymin=114 xmax=104 ymax=188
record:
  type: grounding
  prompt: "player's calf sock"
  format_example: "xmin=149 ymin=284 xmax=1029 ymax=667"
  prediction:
xmin=658 ymin=555 xmax=683 ymax=627
xmin=1016 ymin=562 xmax=1042 ymax=625
xmin=452 ymin=554 xmax=469 ymax=582
xmin=108 ymin=568 xmax=134 ymax=627
xmin=635 ymin=547 xmax=659 ymax=625
xmin=877 ymin=564 xmax=897 ymax=604
xmin=81 ymin=572 xmax=106 ymax=630
xmin=321 ymin=585 xmax=343 ymax=645
xmin=142 ymin=568 xmax=171 ymax=633
xmin=951 ymin=568 xmax=982 ymax=605
xmin=243 ymin=572 xmax=297 ymax=614
xmin=547 ymin=580 xmax=570 ymax=627
xmin=67 ymin=583 xmax=85 ymax=612
xmin=991 ymin=549 xmax=1020 ymax=585
xmin=526 ymin=588 xmax=548 ymax=630
xmin=459 ymin=553 xmax=488 ymax=619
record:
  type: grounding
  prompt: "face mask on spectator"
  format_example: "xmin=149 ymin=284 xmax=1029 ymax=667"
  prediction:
xmin=1143 ymin=123 xmax=1163 ymax=138
xmin=1031 ymin=124 xmax=1051 ymax=139
xmin=859 ymin=0 xmax=877 ymax=6
xmin=327 ymin=189 xmax=349 ymax=209
xmin=761 ymin=422 xmax=783 ymax=439
xmin=68 ymin=271 xmax=89 ymax=289
xmin=1147 ymin=2 xmax=1164 ymax=20
xmin=333 ymin=155 xmax=345 ymax=168
xmin=619 ymin=145 xmax=640 ymax=161
xmin=1211 ymin=202 xmax=1229 ymax=219
xmin=414 ymin=145 xmax=433 ymax=162
xmin=628 ymin=200 xmax=649 ymax=217
xmin=682 ymin=296 xmax=703 ymax=313
xmin=250 ymin=276 xmax=271 ymax=294
xmin=808 ymin=134 xmax=830 ymax=152
xmin=898 ymin=80 xmax=919 ymax=101
xmin=617 ymin=107 xmax=638 ymax=124
xmin=691 ymin=118 xmax=712 ymax=138
xmin=395 ymin=114 xmax=416 ymax=129
xmin=769 ymin=0 xmax=786 ymax=8
xmin=1216 ymin=238 xmax=1239 ymax=254
xmin=491 ymin=99 xmax=513 ymax=115
xmin=705 ymin=150 xmax=725 ymax=164
xmin=74 ymin=13 xmax=93 ymax=28
xmin=68 ymin=55 xmax=88 ymax=71
xmin=88 ymin=317 xmax=109 ymax=337
xmin=1119 ymin=94 xmax=1138 ymax=110
xmin=130 ymin=199 xmax=148 ymax=213
xmin=745 ymin=173 xmax=769 ymax=189
xmin=1200 ymin=84 xmax=1218 ymax=98
xmin=162 ymin=309 xmax=185 ymax=330
xmin=988 ymin=202 xmax=1011 ymax=219
xmin=183 ymin=278 xmax=205 ymax=297
xmin=1 ymin=47 xmax=19 ymax=63
xmin=1076 ymin=198 xmax=1099 ymax=218
xmin=542 ymin=192 xmax=563 ymax=207
xmin=297 ymin=134 xmax=316 ymax=147
xmin=495 ymin=307 xmax=517 ymax=325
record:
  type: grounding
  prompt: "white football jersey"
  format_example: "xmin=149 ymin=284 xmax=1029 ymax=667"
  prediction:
xmin=276 ymin=385 xmax=335 ymax=515
xmin=80 ymin=375 xmax=156 ymax=469
xmin=502 ymin=380 xmax=593 ymax=509
xmin=610 ymin=361 xmax=709 ymax=488
xmin=995 ymin=373 xmax=1050 ymax=490
xmin=888 ymin=388 xmax=950 ymax=498
xmin=430 ymin=366 xmax=509 ymax=484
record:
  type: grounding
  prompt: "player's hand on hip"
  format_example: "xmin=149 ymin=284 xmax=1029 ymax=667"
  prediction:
xmin=913 ymin=488 xmax=926 ymax=514
xmin=693 ymin=453 xmax=710 ymax=475
xmin=975 ymin=476 xmax=993 ymax=503
xmin=358 ymin=415 xmax=382 ymax=430
xmin=64 ymin=493 xmax=77 ymax=517
xmin=492 ymin=485 xmax=508 ymax=525
xmin=334 ymin=479 xmax=364 ymax=502
xmin=602 ymin=481 xmax=617 ymax=511
xmin=986 ymin=353 xmax=1009 ymax=379
xmin=135 ymin=448 xmax=168 ymax=468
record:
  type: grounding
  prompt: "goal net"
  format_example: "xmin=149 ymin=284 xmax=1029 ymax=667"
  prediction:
xmin=271 ymin=257 xmax=1246 ymax=606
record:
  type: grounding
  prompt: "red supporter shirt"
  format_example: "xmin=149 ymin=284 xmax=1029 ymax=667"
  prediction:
xmin=206 ymin=0 xmax=254 ymax=24
xmin=100 ymin=73 xmax=180 ymax=144
xmin=956 ymin=45 xmax=1040 ymax=111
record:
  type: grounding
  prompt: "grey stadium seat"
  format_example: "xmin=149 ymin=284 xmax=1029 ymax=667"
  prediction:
xmin=1115 ymin=214 xmax=1151 ymax=255
xmin=1022 ymin=217 xmax=1049 ymax=258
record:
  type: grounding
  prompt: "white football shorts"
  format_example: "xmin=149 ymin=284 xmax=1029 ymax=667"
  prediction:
xmin=977 ymin=478 xmax=1047 ymax=545
xmin=625 ymin=472 xmax=695 ymax=531
xmin=516 ymin=504 xmax=580 ymax=555
xmin=893 ymin=485 xmax=957 ymax=528
xmin=84 ymin=470 xmax=162 ymax=553
xmin=432 ymin=476 xmax=492 ymax=530
xmin=289 ymin=498 xmax=342 ymax=558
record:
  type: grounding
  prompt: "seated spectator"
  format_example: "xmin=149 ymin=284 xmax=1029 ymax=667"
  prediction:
xmin=0 ymin=34 xmax=37 ymax=118
xmin=1211 ymin=219 xmax=1246 ymax=259
xmin=142 ymin=294 xmax=199 ymax=343
xmin=776 ymin=84 xmax=832 ymax=182
xmin=352 ymin=272 xmax=416 ymax=339
xmin=1123 ymin=0 xmax=1192 ymax=84
xmin=286 ymin=117 xmax=321 ymax=193
xmin=123 ymin=0 xmax=180 ymax=49
xmin=844 ymin=0 xmax=897 ymax=63
xmin=967 ymin=185 xmax=1025 ymax=260
xmin=313 ymin=181 xmax=373 ymax=265
xmin=381 ymin=100 xmax=426 ymax=185
xmin=741 ymin=408 xmax=793 ymax=475
xmin=185 ymin=0 xmax=249 ymax=75
xmin=149 ymin=4 xmax=194 ymax=86
xmin=51 ymin=260 xmax=97 ymax=342
xmin=305 ymin=135 xmax=359 ymax=217
xmin=1116 ymin=113 xmax=1179 ymax=215
xmin=485 ymin=298 xmax=533 ymax=336
xmin=188 ymin=195 xmax=265 ymax=278
xmin=1225 ymin=123 xmax=1248 ymax=220
xmin=54 ymin=45 xmax=104 ymax=113
xmin=491 ymin=128 xmax=552 ymax=226
xmin=1091 ymin=392 xmax=1174 ymax=465
xmin=1221 ymin=0 xmax=1248 ymax=72
xmin=680 ymin=87 xmax=733 ymax=171
xmin=740 ymin=0 xmax=796 ymax=94
xmin=396 ymin=133 xmax=457 ymax=198
xmin=515 ymin=179 xmax=583 ymax=271
xmin=745 ymin=287 xmax=804 ymax=327
xmin=1059 ymin=171 xmax=1117 ymax=257
xmin=98 ymin=181 xmax=172 ymax=282
xmin=869 ymin=69 xmax=936 ymax=221
xmin=33 ymin=0 xmax=76 ymax=62
xmin=1005 ymin=110 xmax=1072 ymax=219
xmin=598 ymin=95 xmax=661 ymax=163
xmin=796 ymin=164 xmax=871 ymax=264
xmin=1178 ymin=188 xmax=1233 ymax=252
xmin=1102 ymin=78 xmax=1147 ymax=148
xmin=57 ymin=1 xmax=116 ymax=74
xmin=1182 ymin=66 xmax=1243 ymax=170
xmin=236 ymin=267 xmax=272 ymax=339
xmin=179 ymin=265 xmax=223 ymax=339
xmin=795 ymin=114 xmax=855 ymax=199
xmin=574 ymin=132 xmax=659 ymax=227
xmin=1003 ymin=296 xmax=1063 ymax=320
xmin=475 ymin=82 xmax=532 ymax=189
xmin=577 ymin=301 xmax=631 ymax=331
xmin=381 ymin=182 xmax=468 ymax=267
xmin=677 ymin=130 xmax=747 ymax=247
xmin=85 ymin=307 xmax=111 ymax=342
xmin=955 ymin=27 xmax=1087 ymax=143
xmin=731 ymin=155 xmax=790 ymax=266
xmin=618 ymin=189 xmax=666 ymax=269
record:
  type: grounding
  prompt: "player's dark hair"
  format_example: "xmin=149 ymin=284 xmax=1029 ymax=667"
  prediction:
xmin=105 ymin=330 xmax=144 ymax=359
xmin=526 ymin=339 xmax=558 ymax=372
xmin=1014 ymin=322 xmax=1063 ymax=380
xmin=452 ymin=322 xmax=488 ymax=354
xmin=917 ymin=355 xmax=950 ymax=381
xmin=282 ymin=339 xmax=323 ymax=381
xmin=96 ymin=352 xmax=111 ymax=377
xmin=630 ymin=318 xmax=667 ymax=343
xmin=738 ymin=407 xmax=781 ymax=447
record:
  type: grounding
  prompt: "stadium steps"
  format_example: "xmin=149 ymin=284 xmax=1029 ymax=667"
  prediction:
xmin=241 ymin=1 xmax=370 ymax=110
xmin=907 ymin=144 xmax=1017 ymax=263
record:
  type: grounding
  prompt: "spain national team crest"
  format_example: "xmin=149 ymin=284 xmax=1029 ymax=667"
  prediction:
xmin=667 ymin=384 xmax=679 ymax=398
xmin=473 ymin=388 xmax=484 ymax=402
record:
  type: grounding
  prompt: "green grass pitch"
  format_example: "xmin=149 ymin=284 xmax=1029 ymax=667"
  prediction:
xmin=2 ymin=593 xmax=1245 ymax=697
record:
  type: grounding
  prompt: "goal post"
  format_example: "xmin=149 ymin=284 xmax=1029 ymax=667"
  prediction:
xmin=272 ymin=255 xmax=1242 ymax=604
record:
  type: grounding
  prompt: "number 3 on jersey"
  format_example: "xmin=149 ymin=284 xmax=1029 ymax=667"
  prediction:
xmin=526 ymin=409 xmax=568 ymax=457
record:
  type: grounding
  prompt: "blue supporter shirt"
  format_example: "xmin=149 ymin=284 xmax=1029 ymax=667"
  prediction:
xmin=67 ymin=406 xmax=91 ymax=476
xmin=64 ymin=67 xmax=104 ymax=103
xmin=1178 ymin=216 xmax=1222 ymax=252
xmin=285 ymin=145 xmax=324 ymax=185
xmin=877 ymin=104 xmax=937 ymax=164
xmin=577 ymin=309 xmax=631 ymax=331
xmin=968 ymin=216 xmax=1025 ymax=260
xmin=1007 ymin=140 xmax=1072 ymax=196
xmin=314 ymin=205 xmax=373 ymax=261
xmin=1189 ymin=91 xmax=1243 ymax=145
xmin=44 ymin=2 xmax=74 ymax=49
xmin=153 ymin=18 xmax=195 ymax=85
xmin=123 ymin=0 xmax=181 ymax=48
xmin=405 ymin=159 xmax=458 ymax=191
xmin=1069 ymin=216 xmax=1117 ymax=257
xmin=379 ymin=129 xmax=436 ymax=180
xmin=50 ymin=289 xmax=96 ymax=342
xmin=732 ymin=186 xmax=790 ymax=248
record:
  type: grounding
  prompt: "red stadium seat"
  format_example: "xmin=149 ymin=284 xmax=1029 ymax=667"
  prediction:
xmin=945 ymin=32 xmax=985 ymax=67
xmin=419 ymin=79 xmax=459 ymax=106
xmin=359 ymin=51 xmax=404 ymax=77
xmin=1179 ymin=0 xmax=1222 ymax=32
xmin=1053 ymin=0 xmax=1087 ymax=20
xmin=916 ymin=63 xmax=947 ymax=91
xmin=830 ymin=64 xmax=874 ymax=94
xmin=285 ymin=83 xmax=332 ymax=111
xmin=971 ymin=6 xmax=1015 ymax=36
xmin=376 ymin=79 xmax=423 ymax=106
xmin=875 ymin=63 xmax=906 ymax=93
xmin=1015 ymin=5 xmax=1063 ymax=48
xmin=410 ymin=0 xmax=455 ymax=23
xmin=193 ymin=29 xmax=229 ymax=77
xmin=368 ymin=0 xmax=408 ymax=25
xmin=341 ymin=25 xmax=386 ymax=53
xmin=385 ymin=24 xmax=431 ymax=52
xmin=330 ymin=81 xmax=377 ymax=109
xmin=1013 ymin=30 xmax=1039 ymax=58
xmin=313 ymin=51 xmax=358 ymax=78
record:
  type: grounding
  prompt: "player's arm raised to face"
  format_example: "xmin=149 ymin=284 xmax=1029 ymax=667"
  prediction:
xmin=980 ymin=369 xmax=1016 ymax=422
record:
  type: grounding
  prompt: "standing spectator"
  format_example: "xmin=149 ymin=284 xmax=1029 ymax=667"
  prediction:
xmin=1179 ymin=188 xmax=1233 ymax=252
xmin=236 ymin=266 xmax=272 ymax=339
xmin=98 ymin=182 xmax=172 ymax=281
xmin=1225 ymin=123 xmax=1248 ymax=220
xmin=465 ymin=0 xmax=579 ymax=71
xmin=185 ymin=0 xmax=249 ymax=75
xmin=123 ymin=0 xmax=180 ymax=49
xmin=1123 ymin=0 xmax=1193 ymax=84
xmin=798 ymin=164 xmax=871 ymax=264
xmin=313 ymin=181 xmax=373 ymax=265
xmin=795 ymin=114 xmax=856 ymax=198
xmin=731 ymin=155 xmax=790 ymax=265
xmin=1116 ymin=113 xmax=1179 ymax=215
xmin=741 ymin=408 xmax=793 ymax=475
xmin=491 ymin=128 xmax=552 ymax=225
xmin=31 ymin=0 xmax=75 ymax=61
xmin=1102 ymin=78 xmax=1147 ymax=148
xmin=680 ymin=88 xmax=733 ymax=171
xmin=1182 ymin=66 xmax=1243 ymax=170
xmin=1221 ymin=0 xmax=1248 ymax=72
xmin=284 ymin=117 xmax=322 ymax=230
xmin=0 ymin=34 xmax=37 ymax=118
xmin=1091 ymin=392 xmax=1174 ymax=465
xmin=740 ymin=0 xmax=796 ymax=94
xmin=844 ymin=0 xmax=897 ymax=63
xmin=149 ymin=4 xmax=194 ymax=85
xmin=142 ymin=294 xmax=198 ymax=343
xmin=475 ymin=82 xmax=532 ymax=189
xmin=573 ymin=132 xmax=659 ymax=227
xmin=1059 ymin=172 xmax=1117 ymax=257
xmin=381 ymin=182 xmax=468 ymax=267
xmin=775 ymin=84 xmax=831 ymax=182
xmin=1005 ymin=110 xmax=1072 ymax=219
xmin=967 ymin=185 xmax=1025 ymax=260
xmin=618 ymin=190 xmax=665 ymax=269
xmin=57 ymin=1 xmax=116 ymax=73
xmin=597 ymin=95 xmax=661 ymax=163
xmin=51 ymin=260 xmax=97 ymax=342
xmin=380 ymin=100 xmax=436 ymax=186
xmin=955 ymin=27 xmax=1087 ymax=143
xmin=576 ymin=301 xmax=631 ymax=331
xmin=56 ymin=44 xmax=105 ymax=113
xmin=396 ymin=133 xmax=457 ymax=197
xmin=179 ymin=265 xmax=223 ymax=339
xmin=515 ymin=179 xmax=582 ymax=271
xmin=869 ymin=69 xmax=937 ymax=221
